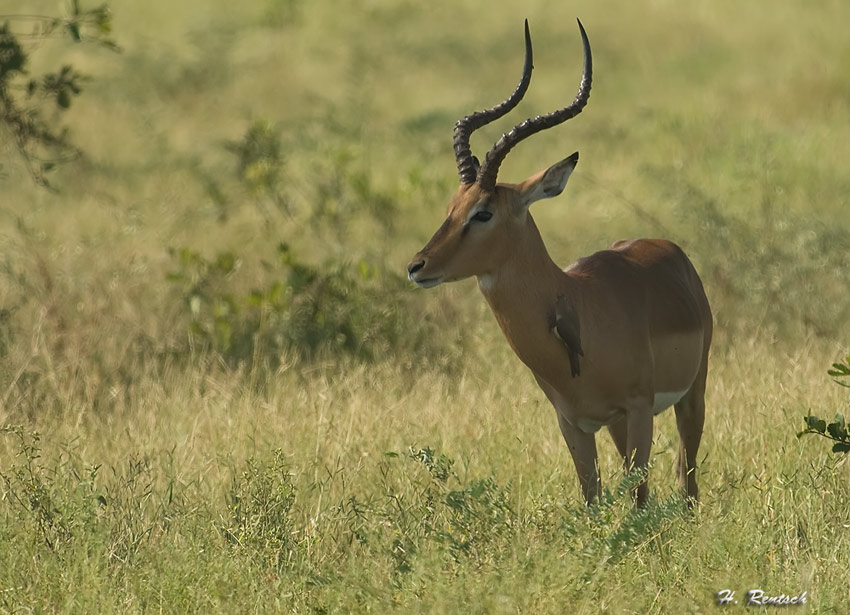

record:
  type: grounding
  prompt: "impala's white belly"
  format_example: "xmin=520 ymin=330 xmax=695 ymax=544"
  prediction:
xmin=577 ymin=416 xmax=618 ymax=434
xmin=572 ymin=390 xmax=688 ymax=434
xmin=653 ymin=390 xmax=688 ymax=413
xmin=536 ymin=359 xmax=695 ymax=434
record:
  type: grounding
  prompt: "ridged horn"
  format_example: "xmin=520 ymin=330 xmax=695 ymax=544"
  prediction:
xmin=453 ymin=20 xmax=534 ymax=185
xmin=476 ymin=19 xmax=592 ymax=192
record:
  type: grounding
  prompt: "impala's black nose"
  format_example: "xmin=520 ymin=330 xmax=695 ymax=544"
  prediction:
xmin=407 ymin=260 xmax=425 ymax=276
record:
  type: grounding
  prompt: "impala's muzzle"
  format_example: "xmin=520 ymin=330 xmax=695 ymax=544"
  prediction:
xmin=407 ymin=213 xmax=456 ymax=288
xmin=407 ymin=260 xmax=425 ymax=276
xmin=407 ymin=256 xmax=443 ymax=288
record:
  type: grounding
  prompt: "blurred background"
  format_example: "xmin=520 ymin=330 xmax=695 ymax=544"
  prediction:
xmin=2 ymin=1 xmax=850 ymax=611
xmin=2 ymin=0 xmax=849 ymax=396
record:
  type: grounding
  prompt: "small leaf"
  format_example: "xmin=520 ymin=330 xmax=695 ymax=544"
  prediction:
xmin=57 ymin=90 xmax=71 ymax=109
xmin=828 ymin=359 xmax=850 ymax=378
xmin=805 ymin=415 xmax=826 ymax=433
xmin=832 ymin=442 xmax=850 ymax=454
xmin=94 ymin=6 xmax=113 ymax=34
xmin=67 ymin=21 xmax=81 ymax=42
xmin=826 ymin=421 xmax=846 ymax=441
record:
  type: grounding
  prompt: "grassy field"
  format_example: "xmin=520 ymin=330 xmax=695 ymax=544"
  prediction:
xmin=2 ymin=0 xmax=850 ymax=612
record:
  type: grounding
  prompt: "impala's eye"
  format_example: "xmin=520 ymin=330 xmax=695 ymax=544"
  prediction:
xmin=471 ymin=210 xmax=493 ymax=223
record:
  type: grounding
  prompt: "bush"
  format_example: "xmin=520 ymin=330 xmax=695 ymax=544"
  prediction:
xmin=222 ymin=449 xmax=299 ymax=568
xmin=166 ymin=242 xmax=464 ymax=369
xmin=0 ymin=426 xmax=178 ymax=560
xmin=798 ymin=356 xmax=850 ymax=453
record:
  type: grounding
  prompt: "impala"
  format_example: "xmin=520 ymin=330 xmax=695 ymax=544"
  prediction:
xmin=407 ymin=19 xmax=712 ymax=506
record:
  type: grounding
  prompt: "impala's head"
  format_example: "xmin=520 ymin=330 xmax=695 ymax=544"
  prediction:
xmin=407 ymin=19 xmax=592 ymax=289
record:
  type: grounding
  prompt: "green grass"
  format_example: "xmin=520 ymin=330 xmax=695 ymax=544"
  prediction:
xmin=2 ymin=0 xmax=850 ymax=612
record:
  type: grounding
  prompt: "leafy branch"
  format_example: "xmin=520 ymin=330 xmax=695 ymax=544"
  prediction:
xmin=798 ymin=355 xmax=850 ymax=453
xmin=798 ymin=414 xmax=850 ymax=454
xmin=828 ymin=354 xmax=850 ymax=388
xmin=0 ymin=2 xmax=117 ymax=189
xmin=0 ymin=2 xmax=117 ymax=48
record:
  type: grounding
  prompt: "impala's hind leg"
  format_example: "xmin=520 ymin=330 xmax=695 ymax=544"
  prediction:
xmin=674 ymin=357 xmax=708 ymax=504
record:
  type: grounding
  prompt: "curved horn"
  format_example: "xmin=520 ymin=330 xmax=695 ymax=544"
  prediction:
xmin=453 ymin=20 xmax=534 ymax=185
xmin=476 ymin=19 xmax=592 ymax=192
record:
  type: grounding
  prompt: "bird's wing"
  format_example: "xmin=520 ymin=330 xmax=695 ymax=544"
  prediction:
xmin=553 ymin=295 xmax=583 ymax=377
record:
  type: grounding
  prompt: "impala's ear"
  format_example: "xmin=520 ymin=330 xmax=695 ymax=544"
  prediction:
xmin=518 ymin=151 xmax=579 ymax=209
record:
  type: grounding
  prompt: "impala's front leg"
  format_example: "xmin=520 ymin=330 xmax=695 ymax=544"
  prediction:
xmin=556 ymin=413 xmax=600 ymax=504
xmin=626 ymin=408 xmax=654 ymax=507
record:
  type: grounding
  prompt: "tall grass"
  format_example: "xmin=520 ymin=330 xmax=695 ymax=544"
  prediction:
xmin=2 ymin=0 xmax=850 ymax=612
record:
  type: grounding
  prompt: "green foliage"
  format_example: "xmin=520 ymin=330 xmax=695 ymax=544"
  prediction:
xmin=0 ymin=24 xmax=26 ymax=80
xmin=442 ymin=476 xmax=514 ymax=561
xmin=262 ymin=0 xmax=303 ymax=27
xmin=828 ymin=355 xmax=850 ymax=387
xmin=166 ymin=247 xmax=241 ymax=356
xmin=0 ymin=426 xmax=178 ymax=561
xmin=380 ymin=447 xmax=516 ymax=566
xmin=0 ymin=4 xmax=117 ymax=188
xmin=224 ymin=119 xmax=289 ymax=215
xmin=798 ymin=356 xmax=850 ymax=453
xmin=3 ymin=409 xmax=850 ymax=613
xmin=65 ymin=2 xmax=118 ymax=49
xmin=404 ymin=446 xmax=455 ymax=483
xmin=166 ymin=242 xmax=460 ymax=368
xmin=334 ymin=448 xmax=686 ymax=578
xmin=577 ymin=471 xmax=686 ymax=564
xmin=799 ymin=414 xmax=850 ymax=454
xmin=210 ymin=119 xmax=399 ymax=232
xmin=222 ymin=449 xmax=298 ymax=568
xmin=40 ymin=65 xmax=86 ymax=110
xmin=0 ymin=426 xmax=75 ymax=550
xmin=170 ymin=117 xmax=420 ymax=370
xmin=307 ymin=145 xmax=398 ymax=234
xmin=0 ymin=22 xmax=78 ymax=187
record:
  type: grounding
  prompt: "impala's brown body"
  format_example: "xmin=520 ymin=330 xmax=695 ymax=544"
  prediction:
xmin=407 ymin=19 xmax=712 ymax=506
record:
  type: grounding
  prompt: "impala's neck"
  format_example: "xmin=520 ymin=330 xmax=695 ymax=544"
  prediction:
xmin=476 ymin=214 xmax=568 ymax=360
xmin=479 ymin=212 xmax=563 ymax=291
